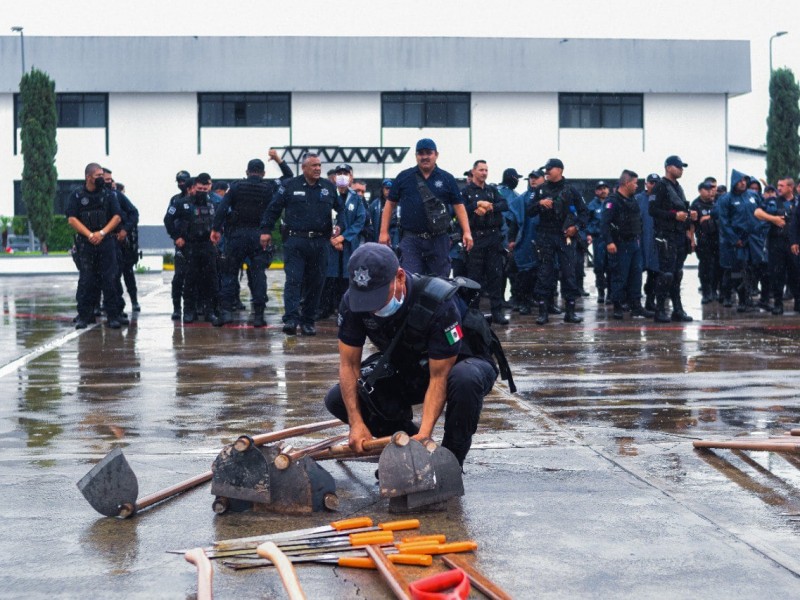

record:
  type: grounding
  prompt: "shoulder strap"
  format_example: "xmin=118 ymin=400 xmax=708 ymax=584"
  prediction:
xmin=415 ymin=173 xmax=442 ymax=204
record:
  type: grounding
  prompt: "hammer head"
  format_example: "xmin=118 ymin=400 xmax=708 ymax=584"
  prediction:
xmin=77 ymin=448 xmax=139 ymax=517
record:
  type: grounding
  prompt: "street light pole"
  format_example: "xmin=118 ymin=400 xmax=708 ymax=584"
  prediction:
xmin=10 ymin=26 xmax=25 ymax=75
xmin=769 ymin=31 xmax=788 ymax=74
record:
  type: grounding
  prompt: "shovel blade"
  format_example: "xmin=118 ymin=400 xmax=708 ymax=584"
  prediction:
xmin=77 ymin=448 xmax=139 ymax=517
xmin=389 ymin=445 xmax=464 ymax=512
xmin=379 ymin=436 xmax=436 ymax=498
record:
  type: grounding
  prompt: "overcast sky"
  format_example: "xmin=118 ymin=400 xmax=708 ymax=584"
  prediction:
xmin=3 ymin=0 xmax=800 ymax=149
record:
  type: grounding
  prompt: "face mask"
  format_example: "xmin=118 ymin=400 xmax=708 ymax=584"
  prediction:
xmin=94 ymin=176 xmax=106 ymax=190
xmin=195 ymin=192 xmax=208 ymax=203
xmin=374 ymin=280 xmax=405 ymax=317
xmin=335 ymin=174 xmax=350 ymax=188
xmin=507 ymin=179 xmax=519 ymax=190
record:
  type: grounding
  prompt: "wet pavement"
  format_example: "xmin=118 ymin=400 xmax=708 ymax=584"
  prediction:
xmin=2 ymin=269 xmax=800 ymax=598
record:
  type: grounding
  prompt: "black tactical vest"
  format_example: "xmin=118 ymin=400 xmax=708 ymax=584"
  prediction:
xmin=188 ymin=203 xmax=215 ymax=240
xmin=78 ymin=191 xmax=111 ymax=230
xmin=230 ymin=178 xmax=273 ymax=228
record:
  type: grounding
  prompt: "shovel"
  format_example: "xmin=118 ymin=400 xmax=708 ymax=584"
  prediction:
xmin=77 ymin=419 xmax=343 ymax=518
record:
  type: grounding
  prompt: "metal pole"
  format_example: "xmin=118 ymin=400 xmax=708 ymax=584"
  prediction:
xmin=11 ymin=27 xmax=25 ymax=75
xmin=769 ymin=31 xmax=788 ymax=74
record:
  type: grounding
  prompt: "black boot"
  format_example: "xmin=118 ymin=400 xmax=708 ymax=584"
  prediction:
xmin=631 ymin=302 xmax=655 ymax=319
xmin=253 ymin=306 xmax=266 ymax=328
xmin=772 ymin=299 xmax=784 ymax=315
xmin=564 ymin=301 xmax=583 ymax=324
xmin=597 ymin=287 xmax=605 ymax=305
xmin=670 ymin=298 xmax=694 ymax=322
xmin=213 ymin=310 xmax=233 ymax=327
xmin=654 ymin=299 xmax=670 ymax=323
xmin=171 ymin=301 xmax=181 ymax=321
xmin=491 ymin=310 xmax=509 ymax=326
xmin=612 ymin=302 xmax=624 ymax=320
xmin=535 ymin=301 xmax=549 ymax=325
xmin=130 ymin=293 xmax=140 ymax=312
xmin=644 ymin=294 xmax=655 ymax=312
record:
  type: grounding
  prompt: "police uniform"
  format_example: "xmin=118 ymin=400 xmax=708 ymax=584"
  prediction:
xmin=462 ymin=181 xmax=509 ymax=321
xmin=213 ymin=164 xmax=291 ymax=326
xmin=66 ymin=186 xmax=122 ymax=326
xmin=168 ymin=189 xmax=190 ymax=319
xmin=762 ymin=193 xmax=798 ymax=314
xmin=527 ymin=176 xmax=587 ymax=323
xmin=368 ymin=196 xmax=400 ymax=249
xmin=113 ymin=190 xmax=140 ymax=313
xmin=324 ymin=269 xmax=497 ymax=466
xmin=165 ymin=192 xmax=218 ymax=322
xmin=601 ymin=190 xmax=652 ymax=318
xmin=389 ymin=165 xmax=463 ymax=277
xmin=586 ymin=195 xmax=608 ymax=303
xmin=503 ymin=185 xmax=539 ymax=315
xmin=649 ymin=177 xmax=693 ymax=322
xmin=635 ymin=186 xmax=659 ymax=311
xmin=261 ymin=174 xmax=340 ymax=333
xmin=690 ymin=194 xmax=722 ymax=304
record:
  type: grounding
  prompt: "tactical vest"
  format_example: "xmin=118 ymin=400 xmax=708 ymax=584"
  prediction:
xmin=656 ymin=180 xmax=689 ymax=234
xmin=188 ymin=203 xmax=215 ymax=241
xmin=465 ymin=186 xmax=504 ymax=231
xmin=614 ymin=195 xmax=642 ymax=239
xmin=78 ymin=191 xmax=111 ymax=231
xmin=230 ymin=179 xmax=272 ymax=228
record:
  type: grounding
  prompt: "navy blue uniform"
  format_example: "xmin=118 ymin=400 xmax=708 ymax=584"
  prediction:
xmin=112 ymin=191 xmax=139 ymax=314
xmin=586 ymin=196 xmax=608 ymax=299
xmin=213 ymin=165 xmax=291 ymax=317
xmin=762 ymin=194 xmax=799 ymax=309
xmin=690 ymin=196 xmax=722 ymax=303
xmin=462 ymin=182 xmax=508 ymax=315
xmin=66 ymin=187 xmax=122 ymax=323
xmin=261 ymin=175 xmax=340 ymax=327
xmin=389 ymin=165 xmax=463 ymax=277
xmin=324 ymin=274 xmax=497 ymax=465
xmin=601 ymin=191 xmax=644 ymax=308
xmin=168 ymin=190 xmax=190 ymax=315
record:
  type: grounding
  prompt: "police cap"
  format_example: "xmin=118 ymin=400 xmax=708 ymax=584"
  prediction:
xmin=195 ymin=172 xmax=211 ymax=185
xmin=176 ymin=170 xmax=190 ymax=183
xmin=347 ymin=243 xmax=400 ymax=313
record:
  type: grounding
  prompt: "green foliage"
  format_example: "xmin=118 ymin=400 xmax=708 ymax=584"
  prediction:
xmin=46 ymin=215 xmax=76 ymax=252
xmin=766 ymin=68 xmax=800 ymax=185
xmin=19 ymin=68 xmax=58 ymax=252
xmin=12 ymin=216 xmax=28 ymax=236
xmin=162 ymin=251 xmax=174 ymax=265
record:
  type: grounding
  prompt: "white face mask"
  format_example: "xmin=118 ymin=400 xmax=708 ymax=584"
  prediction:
xmin=374 ymin=279 xmax=405 ymax=317
xmin=335 ymin=174 xmax=350 ymax=188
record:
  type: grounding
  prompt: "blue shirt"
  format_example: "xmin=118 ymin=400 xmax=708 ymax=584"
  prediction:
xmin=388 ymin=165 xmax=462 ymax=234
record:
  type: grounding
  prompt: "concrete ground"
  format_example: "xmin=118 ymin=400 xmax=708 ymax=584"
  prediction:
xmin=1 ymin=268 xmax=800 ymax=599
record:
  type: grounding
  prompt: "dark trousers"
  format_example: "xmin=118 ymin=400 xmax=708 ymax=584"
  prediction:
xmin=324 ymin=357 xmax=497 ymax=465
xmin=219 ymin=229 xmax=272 ymax=311
xmin=768 ymin=236 xmax=799 ymax=303
xmin=183 ymin=241 xmax=219 ymax=315
xmin=399 ymin=233 xmax=451 ymax=277
xmin=171 ymin=248 xmax=186 ymax=308
xmin=696 ymin=242 xmax=722 ymax=298
xmin=655 ymin=232 xmax=688 ymax=307
xmin=515 ymin=267 xmax=537 ymax=307
xmin=466 ymin=233 xmax=505 ymax=312
xmin=608 ymin=240 xmax=643 ymax=304
xmin=534 ymin=231 xmax=578 ymax=302
xmin=592 ymin=239 xmax=608 ymax=291
xmin=77 ymin=238 xmax=119 ymax=321
xmin=282 ymin=236 xmax=328 ymax=326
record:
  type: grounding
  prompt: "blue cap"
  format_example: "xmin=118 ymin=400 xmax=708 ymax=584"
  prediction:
xmin=382 ymin=179 xmax=393 ymax=188
xmin=416 ymin=138 xmax=437 ymax=152
xmin=665 ymin=155 xmax=688 ymax=168
xmin=348 ymin=243 xmax=400 ymax=312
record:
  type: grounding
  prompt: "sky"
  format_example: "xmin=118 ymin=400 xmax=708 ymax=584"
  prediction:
xmin=3 ymin=0 xmax=800 ymax=149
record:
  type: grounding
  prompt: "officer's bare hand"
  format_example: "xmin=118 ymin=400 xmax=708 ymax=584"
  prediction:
xmin=775 ymin=216 xmax=786 ymax=228
xmin=539 ymin=198 xmax=553 ymax=209
xmin=736 ymin=239 xmax=744 ymax=248
xmin=689 ymin=210 xmax=698 ymax=221
xmin=462 ymin=232 xmax=474 ymax=252
xmin=792 ymin=244 xmax=800 ymax=256
xmin=87 ymin=231 xmax=102 ymax=245
xmin=267 ymin=148 xmax=281 ymax=163
xmin=700 ymin=215 xmax=711 ymax=223
xmin=587 ymin=234 xmax=593 ymax=245
xmin=331 ymin=235 xmax=344 ymax=251
xmin=606 ymin=242 xmax=617 ymax=254
xmin=348 ymin=421 xmax=374 ymax=454
xmin=378 ymin=231 xmax=391 ymax=246
xmin=210 ymin=231 xmax=221 ymax=244
xmin=564 ymin=225 xmax=578 ymax=238
xmin=508 ymin=241 xmax=516 ymax=252
xmin=475 ymin=207 xmax=487 ymax=216
xmin=477 ymin=200 xmax=492 ymax=212
xmin=260 ymin=233 xmax=272 ymax=249
xmin=117 ymin=229 xmax=127 ymax=242
xmin=676 ymin=211 xmax=689 ymax=222
xmin=175 ymin=238 xmax=185 ymax=249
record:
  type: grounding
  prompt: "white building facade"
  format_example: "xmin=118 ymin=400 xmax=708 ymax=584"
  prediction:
xmin=0 ymin=36 xmax=750 ymax=246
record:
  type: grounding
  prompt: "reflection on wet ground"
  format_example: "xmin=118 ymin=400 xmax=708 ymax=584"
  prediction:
xmin=3 ymin=269 xmax=800 ymax=597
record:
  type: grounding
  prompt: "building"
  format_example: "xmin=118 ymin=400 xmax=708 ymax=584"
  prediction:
xmin=0 ymin=36 xmax=751 ymax=247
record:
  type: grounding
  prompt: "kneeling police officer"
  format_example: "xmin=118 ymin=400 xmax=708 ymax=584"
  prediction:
xmin=323 ymin=243 xmax=500 ymax=466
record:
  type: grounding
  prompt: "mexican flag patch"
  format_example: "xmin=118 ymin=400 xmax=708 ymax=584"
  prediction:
xmin=445 ymin=323 xmax=463 ymax=345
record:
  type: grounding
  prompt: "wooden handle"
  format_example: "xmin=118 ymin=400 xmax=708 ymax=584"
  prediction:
xmin=378 ymin=519 xmax=420 ymax=532
xmin=331 ymin=516 xmax=374 ymax=530
xmin=350 ymin=531 xmax=394 ymax=546
xmin=399 ymin=534 xmax=446 ymax=545
xmin=257 ymin=542 xmax=307 ymax=600
xmin=693 ymin=440 xmax=800 ymax=452
xmin=184 ymin=548 xmax=213 ymax=600
xmin=790 ymin=429 xmax=800 ymax=436
xmin=276 ymin=434 xmax=350 ymax=468
xmin=365 ymin=545 xmax=411 ymax=600
xmin=314 ymin=435 xmax=394 ymax=459
xmin=442 ymin=554 xmax=513 ymax=600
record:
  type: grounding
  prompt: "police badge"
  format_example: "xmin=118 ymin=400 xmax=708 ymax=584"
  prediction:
xmin=353 ymin=266 xmax=371 ymax=288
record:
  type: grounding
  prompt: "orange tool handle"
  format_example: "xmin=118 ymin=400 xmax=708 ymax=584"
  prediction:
xmin=400 ymin=535 xmax=446 ymax=545
xmin=331 ymin=517 xmax=374 ymax=530
xmin=390 ymin=553 xmax=433 ymax=567
xmin=378 ymin=519 xmax=420 ymax=531
xmin=397 ymin=541 xmax=478 ymax=555
xmin=338 ymin=557 xmax=377 ymax=569
xmin=350 ymin=531 xmax=394 ymax=546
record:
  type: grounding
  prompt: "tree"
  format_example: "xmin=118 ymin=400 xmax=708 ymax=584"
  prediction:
xmin=19 ymin=68 xmax=58 ymax=254
xmin=766 ymin=67 xmax=800 ymax=186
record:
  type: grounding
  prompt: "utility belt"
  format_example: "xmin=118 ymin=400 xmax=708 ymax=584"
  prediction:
xmin=615 ymin=233 xmax=639 ymax=243
xmin=287 ymin=230 xmax=328 ymax=238
xmin=473 ymin=228 xmax=500 ymax=237
xmin=403 ymin=230 xmax=446 ymax=240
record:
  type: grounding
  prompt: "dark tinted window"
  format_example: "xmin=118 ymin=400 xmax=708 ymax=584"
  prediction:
xmin=15 ymin=93 xmax=107 ymax=128
xmin=199 ymin=93 xmax=291 ymax=127
xmin=559 ymin=93 xmax=643 ymax=128
xmin=382 ymin=93 xmax=470 ymax=128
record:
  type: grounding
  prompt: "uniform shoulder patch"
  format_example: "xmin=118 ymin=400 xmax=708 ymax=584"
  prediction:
xmin=444 ymin=322 xmax=463 ymax=345
xmin=606 ymin=202 xmax=613 ymax=209
xmin=183 ymin=203 xmax=190 ymax=209
xmin=168 ymin=206 xmax=176 ymax=214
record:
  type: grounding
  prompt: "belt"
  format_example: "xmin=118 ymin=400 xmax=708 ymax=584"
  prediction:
xmin=473 ymin=228 xmax=500 ymax=237
xmin=403 ymin=230 xmax=444 ymax=240
xmin=288 ymin=230 xmax=328 ymax=238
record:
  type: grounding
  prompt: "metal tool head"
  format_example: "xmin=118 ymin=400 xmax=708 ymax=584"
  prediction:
xmin=379 ymin=433 xmax=436 ymax=498
xmin=268 ymin=456 xmax=337 ymax=514
xmin=389 ymin=444 xmax=464 ymax=512
xmin=210 ymin=435 xmax=272 ymax=505
xmin=76 ymin=448 xmax=139 ymax=517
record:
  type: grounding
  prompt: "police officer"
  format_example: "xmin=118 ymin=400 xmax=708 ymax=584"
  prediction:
xmin=649 ymin=155 xmax=696 ymax=323
xmin=168 ymin=170 xmax=191 ymax=320
xmin=260 ymin=153 xmax=339 ymax=336
xmin=496 ymin=168 xmax=524 ymax=312
xmin=381 ymin=138 xmax=473 ymax=277
xmin=66 ymin=163 xmax=123 ymax=329
xmin=601 ymin=170 xmax=654 ymax=320
xmin=586 ymin=181 xmax=610 ymax=304
xmin=757 ymin=177 xmax=799 ymax=315
xmin=528 ymin=158 xmax=587 ymax=324
xmin=102 ymin=168 xmax=138 ymax=318
xmin=691 ymin=181 xmax=722 ymax=304
xmin=368 ymin=179 xmax=400 ymax=248
xmin=462 ymin=160 xmax=509 ymax=324
xmin=323 ymin=243 xmax=498 ymax=466
xmin=318 ymin=164 xmax=367 ymax=320
xmin=211 ymin=151 xmax=293 ymax=327
xmin=165 ymin=174 xmax=219 ymax=323
xmin=504 ymin=170 xmax=541 ymax=316
xmin=636 ymin=174 xmax=660 ymax=312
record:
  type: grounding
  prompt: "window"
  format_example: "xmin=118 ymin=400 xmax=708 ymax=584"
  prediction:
xmin=198 ymin=93 xmax=290 ymax=127
xmin=381 ymin=93 xmax=470 ymax=128
xmin=14 ymin=93 xmax=107 ymax=128
xmin=559 ymin=93 xmax=643 ymax=129
xmin=14 ymin=180 xmax=82 ymax=216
